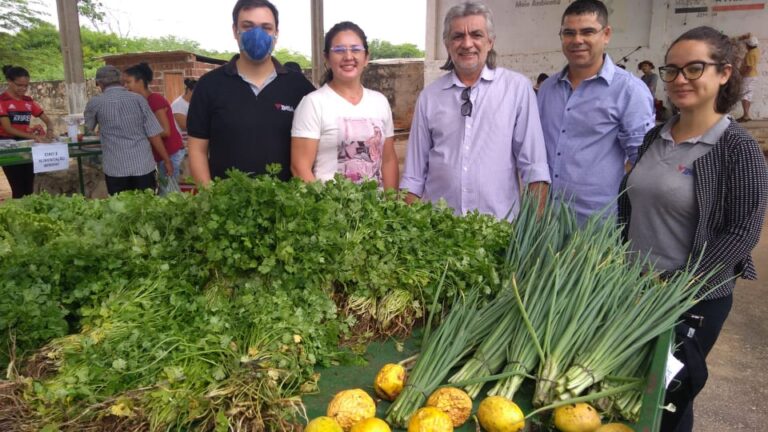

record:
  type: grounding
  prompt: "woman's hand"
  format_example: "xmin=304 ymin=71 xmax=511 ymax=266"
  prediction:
xmin=163 ymin=158 xmax=174 ymax=177
xmin=31 ymin=127 xmax=52 ymax=143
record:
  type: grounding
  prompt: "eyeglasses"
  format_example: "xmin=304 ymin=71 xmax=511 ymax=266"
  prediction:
xmin=658 ymin=61 xmax=723 ymax=82
xmin=11 ymin=81 xmax=29 ymax=88
xmin=461 ymin=86 xmax=472 ymax=117
xmin=559 ymin=27 xmax=605 ymax=40
xmin=329 ymin=45 xmax=366 ymax=55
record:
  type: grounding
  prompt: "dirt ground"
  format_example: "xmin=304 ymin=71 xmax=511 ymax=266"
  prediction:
xmin=694 ymin=217 xmax=768 ymax=432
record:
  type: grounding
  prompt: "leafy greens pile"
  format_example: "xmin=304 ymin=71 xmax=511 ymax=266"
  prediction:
xmin=0 ymin=172 xmax=510 ymax=431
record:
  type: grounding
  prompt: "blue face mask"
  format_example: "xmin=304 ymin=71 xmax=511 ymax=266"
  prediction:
xmin=238 ymin=27 xmax=275 ymax=61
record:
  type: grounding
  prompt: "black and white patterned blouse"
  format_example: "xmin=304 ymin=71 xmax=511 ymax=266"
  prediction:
xmin=618 ymin=119 xmax=768 ymax=300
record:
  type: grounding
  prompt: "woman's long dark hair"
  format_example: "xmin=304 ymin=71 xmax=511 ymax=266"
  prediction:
xmin=322 ymin=21 xmax=368 ymax=85
xmin=123 ymin=62 xmax=154 ymax=89
xmin=666 ymin=26 xmax=742 ymax=114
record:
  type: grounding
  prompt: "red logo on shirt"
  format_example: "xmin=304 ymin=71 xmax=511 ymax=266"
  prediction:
xmin=677 ymin=164 xmax=694 ymax=176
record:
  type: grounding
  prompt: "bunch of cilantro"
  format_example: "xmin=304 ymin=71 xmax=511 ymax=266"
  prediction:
xmin=0 ymin=171 xmax=510 ymax=430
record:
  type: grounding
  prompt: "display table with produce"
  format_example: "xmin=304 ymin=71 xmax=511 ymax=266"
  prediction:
xmin=0 ymin=176 xmax=700 ymax=432
xmin=0 ymin=137 xmax=101 ymax=194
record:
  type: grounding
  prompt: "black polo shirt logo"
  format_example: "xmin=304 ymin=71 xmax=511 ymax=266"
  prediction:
xmin=274 ymin=103 xmax=295 ymax=113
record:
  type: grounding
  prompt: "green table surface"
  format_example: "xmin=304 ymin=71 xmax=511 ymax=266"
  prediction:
xmin=0 ymin=140 xmax=102 ymax=167
xmin=303 ymin=329 xmax=671 ymax=431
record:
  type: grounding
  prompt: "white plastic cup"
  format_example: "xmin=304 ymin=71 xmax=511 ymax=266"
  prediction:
xmin=67 ymin=124 xmax=79 ymax=142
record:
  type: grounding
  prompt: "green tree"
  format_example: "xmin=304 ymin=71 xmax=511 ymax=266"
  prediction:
xmin=368 ymin=39 xmax=424 ymax=60
xmin=273 ymin=48 xmax=311 ymax=69
xmin=1 ymin=19 xmax=311 ymax=81
xmin=0 ymin=0 xmax=45 ymax=34
xmin=1 ymin=0 xmax=105 ymax=34
xmin=78 ymin=0 xmax=106 ymax=30
xmin=0 ymin=22 xmax=62 ymax=80
xmin=1 ymin=0 xmax=106 ymax=78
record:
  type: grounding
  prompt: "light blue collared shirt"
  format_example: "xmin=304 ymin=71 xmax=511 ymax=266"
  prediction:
xmin=538 ymin=55 xmax=654 ymax=224
xmin=401 ymin=66 xmax=551 ymax=220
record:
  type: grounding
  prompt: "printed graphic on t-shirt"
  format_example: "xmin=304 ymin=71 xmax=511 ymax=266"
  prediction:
xmin=0 ymin=99 xmax=38 ymax=136
xmin=337 ymin=118 xmax=384 ymax=184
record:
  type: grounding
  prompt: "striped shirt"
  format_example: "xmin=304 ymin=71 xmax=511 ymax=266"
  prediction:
xmin=619 ymin=120 xmax=768 ymax=300
xmin=84 ymin=86 xmax=163 ymax=177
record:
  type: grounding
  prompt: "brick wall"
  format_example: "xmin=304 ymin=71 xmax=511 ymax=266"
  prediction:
xmin=104 ymin=52 xmax=220 ymax=100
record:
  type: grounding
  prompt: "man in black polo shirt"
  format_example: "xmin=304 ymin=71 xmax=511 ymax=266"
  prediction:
xmin=187 ymin=0 xmax=314 ymax=185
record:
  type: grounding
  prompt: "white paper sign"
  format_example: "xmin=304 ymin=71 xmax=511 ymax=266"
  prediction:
xmin=32 ymin=142 xmax=70 ymax=173
xmin=665 ymin=348 xmax=684 ymax=389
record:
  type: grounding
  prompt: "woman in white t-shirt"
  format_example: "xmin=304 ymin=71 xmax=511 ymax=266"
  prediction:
xmin=291 ymin=21 xmax=399 ymax=190
xmin=170 ymin=78 xmax=197 ymax=138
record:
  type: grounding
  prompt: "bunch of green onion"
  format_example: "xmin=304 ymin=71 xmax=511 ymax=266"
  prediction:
xmin=554 ymin=257 xmax=714 ymax=400
xmin=593 ymin=342 xmax=653 ymax=423
xmin=449 ymin=193 xmax=577 ymax=399
xmin=530 ymin=219 xmax=625 ymax=406
xmin=385 ymin=275 xmax=510 ymax=428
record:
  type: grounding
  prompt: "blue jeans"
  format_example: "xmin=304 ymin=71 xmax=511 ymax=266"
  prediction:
xmin=157 ymin=148 xmax=186 ymax=196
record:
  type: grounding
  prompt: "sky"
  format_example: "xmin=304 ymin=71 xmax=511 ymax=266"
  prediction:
xmin=39 ymin=0 xmax=427 ymax=56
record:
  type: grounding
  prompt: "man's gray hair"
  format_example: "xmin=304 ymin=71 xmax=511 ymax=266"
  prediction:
xmin=440 ymin=1 xmax=497 ymax=70
xmin=95 ymin=65 xmax=122 ymax=87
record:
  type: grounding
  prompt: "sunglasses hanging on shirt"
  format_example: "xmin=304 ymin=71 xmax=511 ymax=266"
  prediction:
xmin=461 ymin=86 xmax=473 ymax=117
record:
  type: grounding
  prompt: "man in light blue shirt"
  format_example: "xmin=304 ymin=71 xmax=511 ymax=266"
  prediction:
xmin=401 ymin=1 xmax=550 ymax=220
xmin=537 ymin=0 xmax=654 ymax=224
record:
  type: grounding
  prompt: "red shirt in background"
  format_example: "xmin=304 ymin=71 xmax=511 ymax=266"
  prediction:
xmin=0 ymin=92 xmax=44 ymax=138
xmin=147 ymin=92 xmax=183 ymax=161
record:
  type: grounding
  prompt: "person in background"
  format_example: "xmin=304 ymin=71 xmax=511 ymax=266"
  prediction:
xmin=84 ymin=65 xmax=172 ymax=195
xmin=534 ymin=72 xmax=549 ymax=94
xmin=283 ymin=61 xmax=302 ymax=73
xmin=291 ymin=21 xmax=398 ymax=190
xmin=123 ymin=62 xmax=185 ymax=195
xmin=618 ymin=26 xmax=768 ymax=432
xmin=0 ymin=65 xmax=55 ymax=198
xmin=638 ymin=59 xmax=669 ymax=121
xmin=187 ymin=0 xmax=314 ymax=186
xmin=737 ymin=33 xmax=760 ymax=122
xmin=638 ymin=60 xmax=658 ymax=95
xmin=400 ymin=1 xmax=550 ymax=220
xmin=537 ymin=0 xmax=654 ymax=224
xmin=171 ymin=78 xmax=197 ymax=138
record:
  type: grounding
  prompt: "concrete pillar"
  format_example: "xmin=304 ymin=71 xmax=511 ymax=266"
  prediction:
xmin=426 ymin=0 xmax=441 ymax=62
xmin=311 ymin=0 xmax=325 ymax=87
xmin=56 ymin=0 xmax=86 ymax=115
